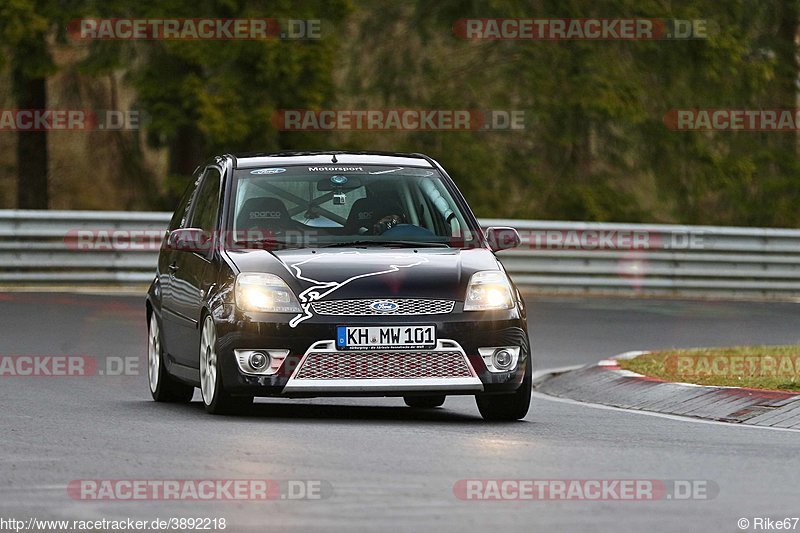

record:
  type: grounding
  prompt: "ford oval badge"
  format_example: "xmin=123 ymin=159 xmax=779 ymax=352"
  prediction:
xmin=251 ymin=168 xmax=286 ymax=175
xmin=370 ymin=300 xmax=398 ymax=312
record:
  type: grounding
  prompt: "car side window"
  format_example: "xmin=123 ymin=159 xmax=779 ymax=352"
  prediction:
xmin=188 ymin=167 xmax=222 ymax=232
xmin=168 ymin=175 xmax=202 ymax=232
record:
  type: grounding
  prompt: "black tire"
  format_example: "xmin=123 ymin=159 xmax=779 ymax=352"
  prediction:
xmin=204 ymin=387 xmax=253 ymax=416
xmin=148 ymin=312 xmax=194 ymax=403
xmin=199 ymin=314 xmax=253 ymax=415
xmin=404 ymin=395 xmax=446 ymax=409
xmin=475 ymin=363 xmax=531 ymax=421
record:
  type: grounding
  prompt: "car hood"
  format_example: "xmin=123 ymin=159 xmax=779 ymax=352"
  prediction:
xmin=225 ymin=247 xmax=500 ymax=301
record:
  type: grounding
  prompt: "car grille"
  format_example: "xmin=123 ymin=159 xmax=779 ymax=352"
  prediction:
xmin=294 ymin=351 xmax=473 ymax=380
xmin=311 ymin=298 xmax=455 ymax=316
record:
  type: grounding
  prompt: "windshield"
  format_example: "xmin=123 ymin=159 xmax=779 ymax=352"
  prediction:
xmin=229 ymin=165 xmax=480 ymax=248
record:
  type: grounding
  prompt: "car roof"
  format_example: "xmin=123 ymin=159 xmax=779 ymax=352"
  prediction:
xmin=226 ymin=151 xmax=436 ymax=169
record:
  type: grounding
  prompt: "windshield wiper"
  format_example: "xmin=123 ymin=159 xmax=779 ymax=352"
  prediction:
xmin=317 ymin=240 xmax=450 ymax=248
xmin=232 ymin=238 xmax=300 ymax=250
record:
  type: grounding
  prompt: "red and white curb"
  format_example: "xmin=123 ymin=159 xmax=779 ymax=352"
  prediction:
xmin=535 ymin=351 xmax=800 ymax=429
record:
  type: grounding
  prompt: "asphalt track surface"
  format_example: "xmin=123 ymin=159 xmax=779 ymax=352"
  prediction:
xmin=2 ymin=292 xmax=800 ymax=532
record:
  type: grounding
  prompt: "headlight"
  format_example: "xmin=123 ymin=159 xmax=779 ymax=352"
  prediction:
xmin=463 ymin=270 xmax=514 ymax=311
xmin=235 ymin=273 xmax=303 ymax=313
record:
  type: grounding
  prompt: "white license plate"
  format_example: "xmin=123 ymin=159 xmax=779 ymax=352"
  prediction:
xmin=336 ymin=325 xmax=436 ymax=350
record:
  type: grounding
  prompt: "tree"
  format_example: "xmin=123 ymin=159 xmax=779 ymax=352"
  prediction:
xmin=0 ymin=0 xmax=55 ymax=208
xmin=117 ymin=0 xmax=350 ymax=204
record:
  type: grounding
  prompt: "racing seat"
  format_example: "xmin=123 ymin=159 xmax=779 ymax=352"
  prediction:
xmin=236 ymin=197 xmax=295 ymax=236
xmin=344 ymin=197 xmax=405 ymax=235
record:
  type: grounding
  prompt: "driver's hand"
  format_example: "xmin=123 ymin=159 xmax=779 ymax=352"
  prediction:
xmin=373 ymin=214 xmax=402 ymax=234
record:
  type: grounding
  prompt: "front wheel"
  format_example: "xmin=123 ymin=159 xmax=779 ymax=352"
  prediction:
xmin=200 ymin=315 xmax=253 ymax=415
xmin=475 ymin=364 xmax=531 ymax=421
xmin=404 ymin=395 xmax=446 ymax=409
xmin=148 ymin=312 xmax=194 ymax=403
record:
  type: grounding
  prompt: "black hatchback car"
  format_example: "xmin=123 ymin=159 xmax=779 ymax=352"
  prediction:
xmin=146 ymin=151 xmax=531 ymax=419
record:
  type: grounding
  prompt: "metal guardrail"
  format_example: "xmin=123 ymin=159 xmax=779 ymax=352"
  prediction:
xmin=2 ymin=210 xmax=800 ymax=297
xmin=0 ymin=210 xmax=168 ymax=284
xmin=482 ymin=218 xmax=800 ymax=297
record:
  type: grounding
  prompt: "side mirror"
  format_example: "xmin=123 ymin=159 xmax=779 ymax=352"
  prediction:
xmin=485 ymin=226 xmax=521 ymax=252
xmin=165 ymin=228 xmax=212 ymax=253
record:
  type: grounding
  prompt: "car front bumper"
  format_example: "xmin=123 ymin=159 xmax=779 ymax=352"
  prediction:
xmin=212 ymin=304 xmax=530 ymax=397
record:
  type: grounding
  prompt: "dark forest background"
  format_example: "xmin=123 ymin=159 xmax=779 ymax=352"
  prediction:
xmin=1 ymin=0 xmax=799 ymax=227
